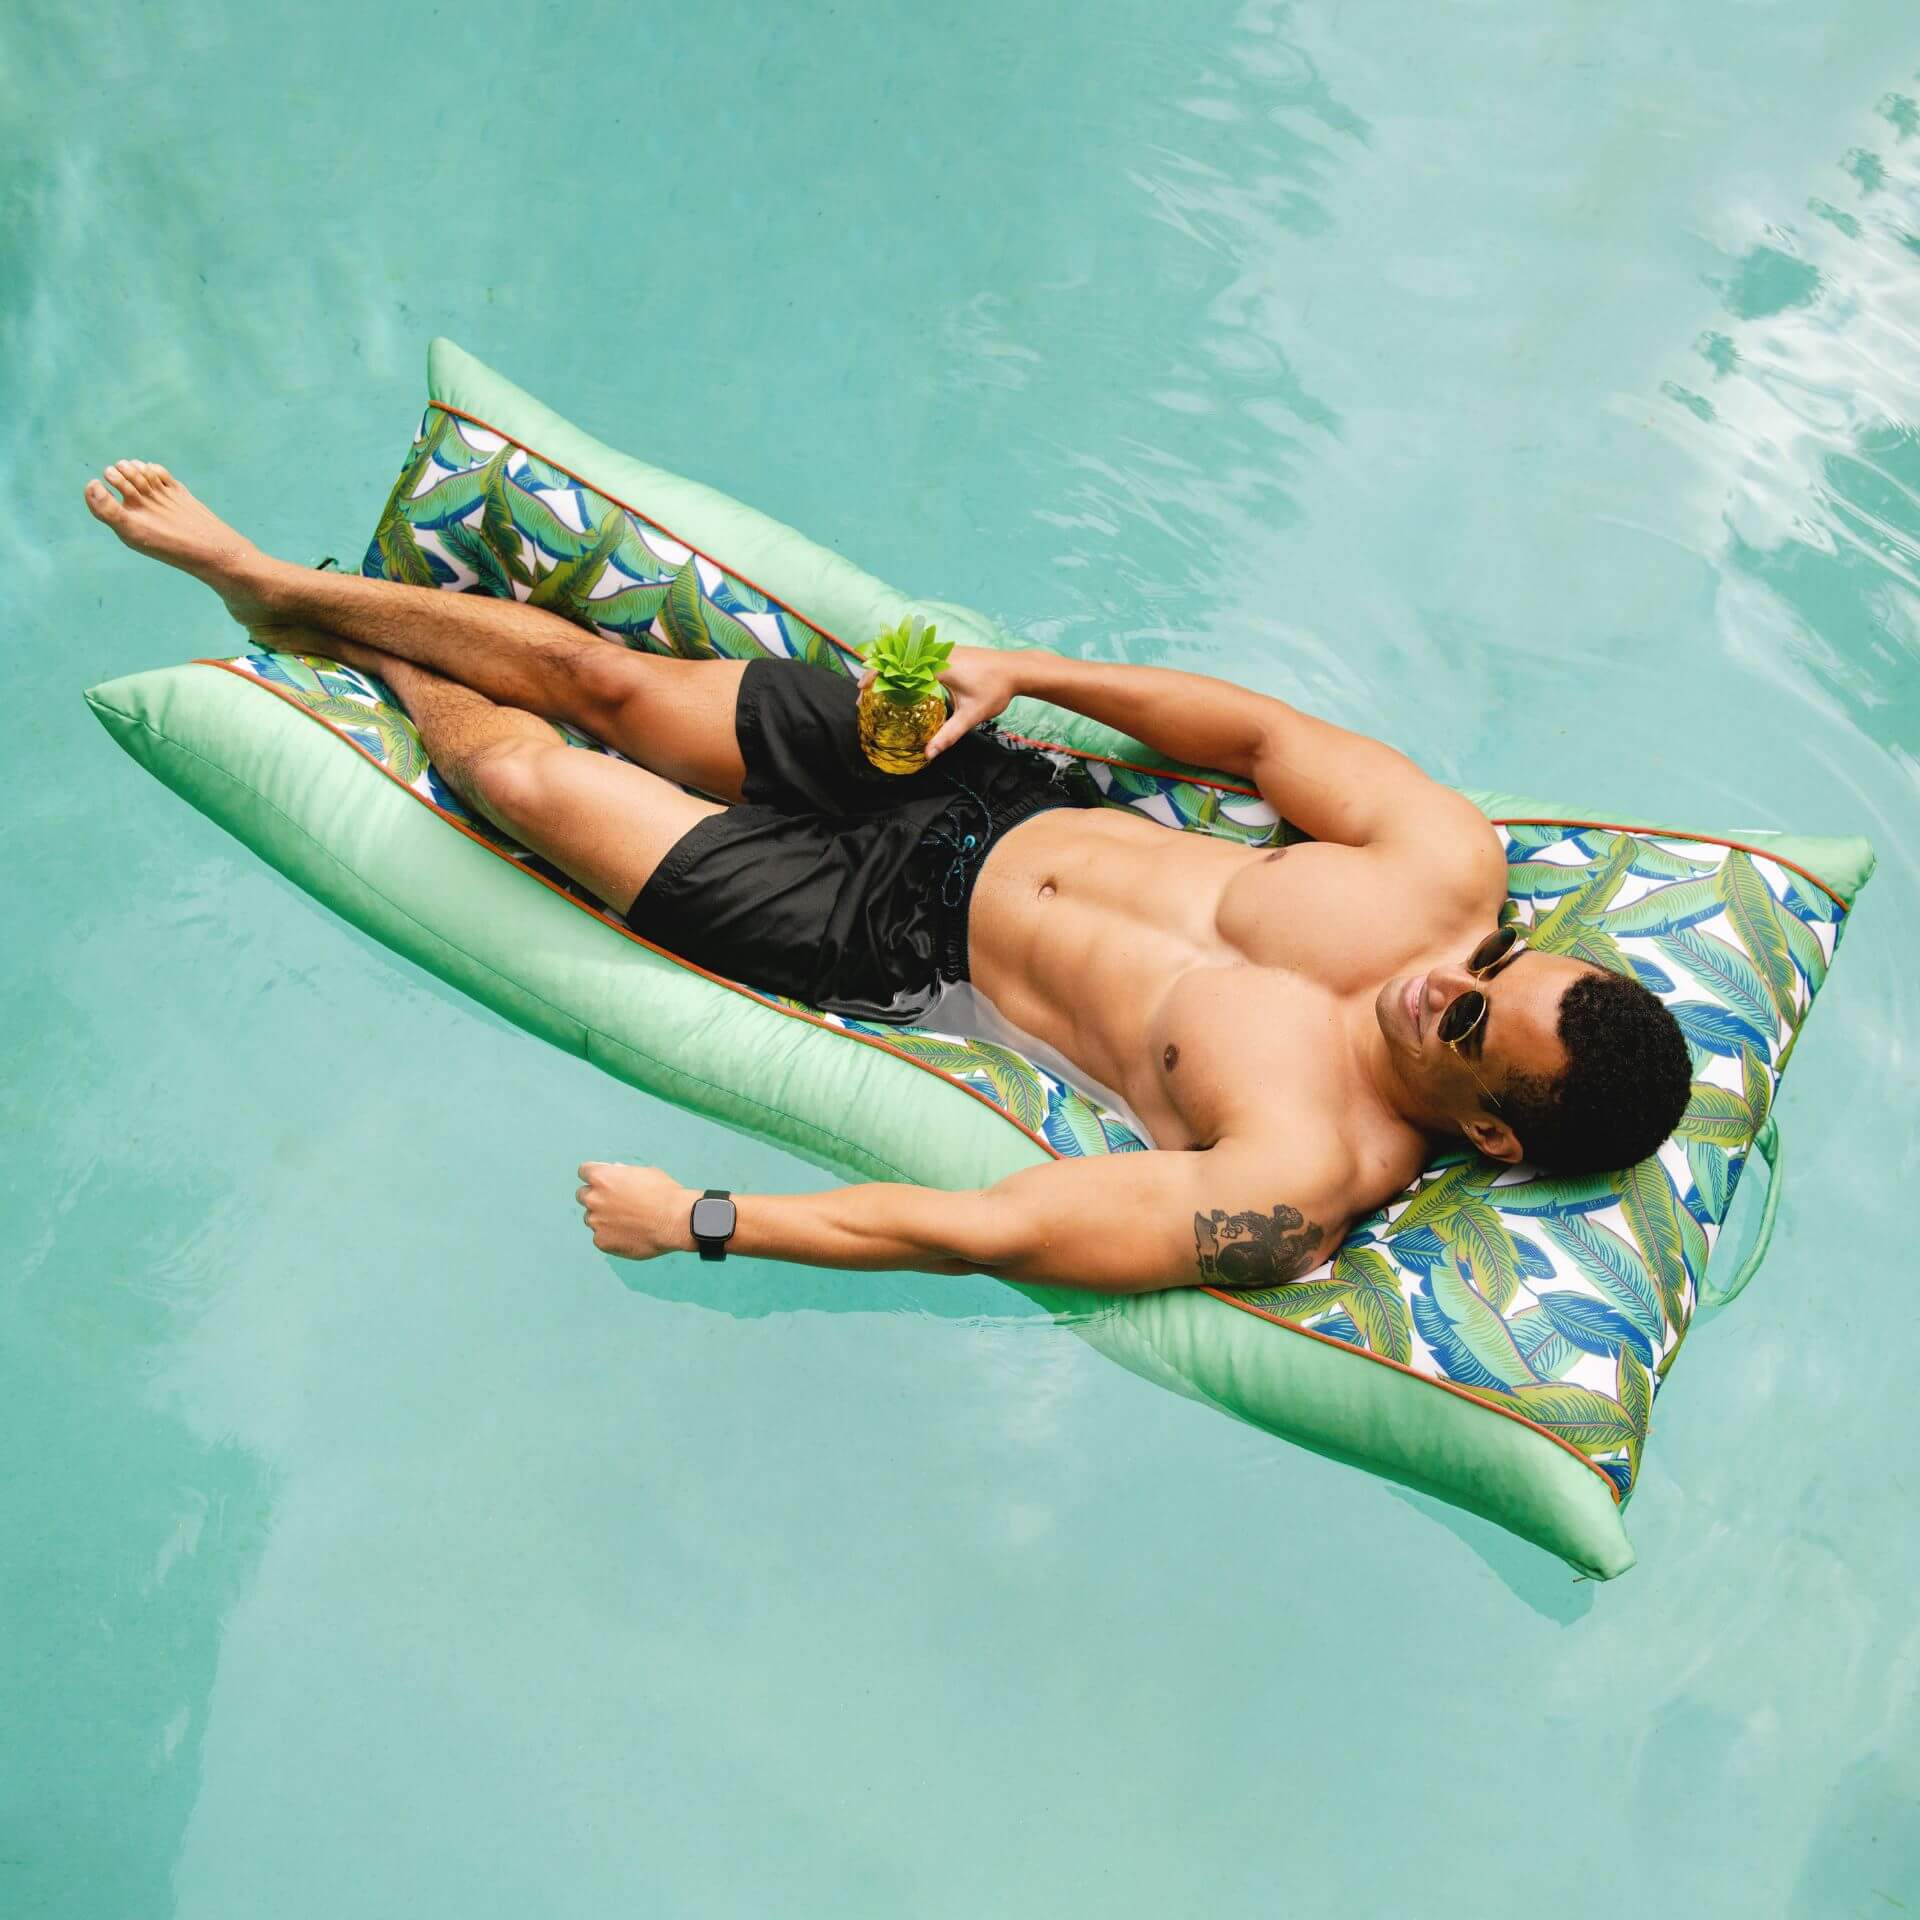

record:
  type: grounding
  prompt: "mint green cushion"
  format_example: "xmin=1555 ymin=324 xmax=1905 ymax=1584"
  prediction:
xmin=86 ymin=338 xmax=1874 ymax=1578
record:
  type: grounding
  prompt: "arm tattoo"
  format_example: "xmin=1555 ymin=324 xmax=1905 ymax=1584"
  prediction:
xmin=1193 ymin=1203 xmax=1325 ymax=1288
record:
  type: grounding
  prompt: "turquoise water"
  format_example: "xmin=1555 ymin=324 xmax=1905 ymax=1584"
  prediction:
xmin=7 ymin=2 xmax=1919 ymax=1911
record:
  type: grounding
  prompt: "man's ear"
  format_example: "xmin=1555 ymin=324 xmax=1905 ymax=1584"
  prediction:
xmin=1462 ymin=1111 xmax=1524 ymax=1164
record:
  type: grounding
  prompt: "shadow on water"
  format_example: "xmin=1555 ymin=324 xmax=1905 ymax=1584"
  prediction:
xmin=610 ymin=1250 xmax=1100 ymax=1330
xmin=1379 ymin=1484 xmax=1599 ymax=1622
xmin=610 ymin=1253 xmax=1036 ymax=1324
xmin=607 ymin=1243 xmax=1613 ymax=1609
xmin=613 ymin=1237 xmax=1612 ymax=1612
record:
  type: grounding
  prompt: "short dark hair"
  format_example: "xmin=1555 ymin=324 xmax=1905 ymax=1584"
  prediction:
xmin=1497 ymin=969 xmax=1693 ymax=1174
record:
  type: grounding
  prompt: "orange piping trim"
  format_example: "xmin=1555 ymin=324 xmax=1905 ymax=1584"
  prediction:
xmin=198 ymin=653 xmax=1638 ymax=1504
xmin=1491 ymin=816 xmax=1852 ymax=909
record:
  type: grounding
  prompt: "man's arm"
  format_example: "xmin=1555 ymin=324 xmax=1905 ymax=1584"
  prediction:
xmin=931 ymin=645 xmax=1500 ymax=867
xmin=576 ymin=1145 xmax=1344 ymax=1294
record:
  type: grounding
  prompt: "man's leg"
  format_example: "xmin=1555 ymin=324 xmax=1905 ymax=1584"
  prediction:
xmin=303 ymin=631 xmax=725 ymax=917
xmin=84 ymin=459 xmax=753 ymax=803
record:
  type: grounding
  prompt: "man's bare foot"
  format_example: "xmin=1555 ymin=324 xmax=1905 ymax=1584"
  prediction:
xmin=83 ymin=460 xmax=280 ymax=633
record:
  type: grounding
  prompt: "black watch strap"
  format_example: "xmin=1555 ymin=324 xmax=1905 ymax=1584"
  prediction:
xmin=691 ymin=1187 xmax=736 ymax=1262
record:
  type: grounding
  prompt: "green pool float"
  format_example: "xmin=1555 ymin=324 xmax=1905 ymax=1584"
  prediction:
xmin=85 ymin=340 xmax=1874 ymax=1580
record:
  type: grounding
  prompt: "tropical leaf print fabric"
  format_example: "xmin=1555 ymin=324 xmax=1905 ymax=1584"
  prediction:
xmin=216 ymin=405 xmax=1854 ymax=1504
xmin=364 ymin=408 xmax=1288 ymax=850
xmin=364 ymin=409 xmax=847 ymax=669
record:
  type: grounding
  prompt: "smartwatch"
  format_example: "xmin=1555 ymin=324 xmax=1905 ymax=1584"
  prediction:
xmin=689 ymin=1188 xmax=737 ymax=1262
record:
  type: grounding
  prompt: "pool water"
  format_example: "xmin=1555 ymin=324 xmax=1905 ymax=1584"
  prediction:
xmin=6 ymin=3 xmax=1919 ymax=1912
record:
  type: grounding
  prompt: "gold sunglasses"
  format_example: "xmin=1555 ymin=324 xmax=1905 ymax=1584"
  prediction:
xmin=1438 ymin=926 xmax=1529 ymax=1110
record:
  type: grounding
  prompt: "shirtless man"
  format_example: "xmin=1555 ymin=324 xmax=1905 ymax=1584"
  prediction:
xmin=86 ymin=460 xmax=1692 ymax=1294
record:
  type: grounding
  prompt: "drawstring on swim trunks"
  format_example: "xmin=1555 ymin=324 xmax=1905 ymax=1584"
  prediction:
xmin=920 ymin=770 xmax=997 ymax=909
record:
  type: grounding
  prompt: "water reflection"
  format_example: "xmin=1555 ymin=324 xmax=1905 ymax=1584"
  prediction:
xmin=1658 ymin=103 xmax=1920 ymax=755
xmin=611 ymin=1247 xmax=1062 ymax=1325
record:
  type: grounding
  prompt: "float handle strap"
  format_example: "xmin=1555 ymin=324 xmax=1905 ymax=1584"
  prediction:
xmin=1701 ymin=1116 xmax=1783 ymax=1309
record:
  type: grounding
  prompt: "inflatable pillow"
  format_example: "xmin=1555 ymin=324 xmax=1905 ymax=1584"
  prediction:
xmin=86 ymin=338 xmax=1875 ymax=1579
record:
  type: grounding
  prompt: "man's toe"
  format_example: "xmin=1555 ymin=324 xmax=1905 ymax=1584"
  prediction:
xmin=84 ymin=477 xmax=124 ymax=524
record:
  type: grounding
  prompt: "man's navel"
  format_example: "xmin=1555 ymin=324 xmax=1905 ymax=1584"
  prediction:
xmin=1163 ymin=1042 xmax=1180 ymax=1072
xmin=1037 ymin=880 xmax=1057 ymax=899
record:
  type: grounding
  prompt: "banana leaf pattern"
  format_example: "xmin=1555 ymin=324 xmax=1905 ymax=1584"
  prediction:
xmin=221 ymin=411 xmax=1853 ymax=1503
xmin=363 ymin=408 xmax=1288 ymax=849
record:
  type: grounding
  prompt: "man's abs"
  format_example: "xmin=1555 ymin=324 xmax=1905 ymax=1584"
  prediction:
xmin=965 ymin=806 xmax=1264 ymax=1147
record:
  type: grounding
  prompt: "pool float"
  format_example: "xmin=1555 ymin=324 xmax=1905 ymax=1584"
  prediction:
xmin=85 ymin=339 xmax=1875 ymax=1579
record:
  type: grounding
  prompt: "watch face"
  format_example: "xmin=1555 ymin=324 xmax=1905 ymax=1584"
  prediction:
xmin=690 ymin=1196 xmax=736 ymax=1240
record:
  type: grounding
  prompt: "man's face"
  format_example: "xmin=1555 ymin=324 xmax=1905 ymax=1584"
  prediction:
xmin=1377 ymin=940 xmax=1597 ymax=1153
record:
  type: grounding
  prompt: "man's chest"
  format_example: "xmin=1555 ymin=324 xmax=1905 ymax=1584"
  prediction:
xmin=1212 ymin=840 xmax=1485 ymax=992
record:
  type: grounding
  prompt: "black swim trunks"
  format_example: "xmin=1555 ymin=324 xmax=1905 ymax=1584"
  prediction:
xmin=624 ymin=656 xmax=1094 ymax=1022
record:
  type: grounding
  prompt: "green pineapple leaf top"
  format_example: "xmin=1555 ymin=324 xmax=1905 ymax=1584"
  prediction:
xmin=859 ymin=615 xmax=954 ymax=706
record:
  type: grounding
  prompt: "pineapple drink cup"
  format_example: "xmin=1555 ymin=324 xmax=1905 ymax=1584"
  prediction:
xmin=856 ymin=616 xmax=956 ymax=774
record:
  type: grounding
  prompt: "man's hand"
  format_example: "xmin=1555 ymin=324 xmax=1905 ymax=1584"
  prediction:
xmin=859 ymin=643 xmax=1034 ymax=762
xmin=575 ymin=1162 xmax=695 ymax=1260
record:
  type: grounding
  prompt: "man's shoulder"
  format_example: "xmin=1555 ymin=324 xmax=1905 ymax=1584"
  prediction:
xmin=1241 ymin=805 xmax=1506 ymax=926
xmin=1377 ymin=791 xmax=1509 ymax=906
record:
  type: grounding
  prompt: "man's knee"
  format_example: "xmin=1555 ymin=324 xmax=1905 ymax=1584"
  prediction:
xmin=457 ymin=736 xmax=556 ymax=828
xmin=570 ymin=641 xmax=652 ymax=739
